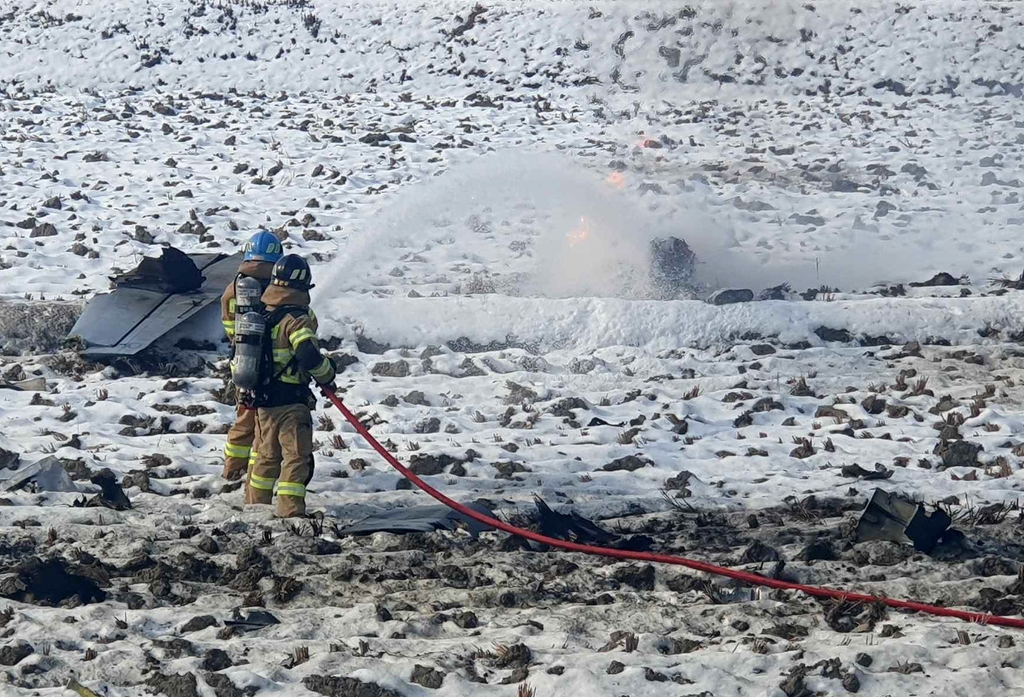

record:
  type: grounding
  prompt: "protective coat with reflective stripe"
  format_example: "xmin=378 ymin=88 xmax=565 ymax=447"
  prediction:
xmin=260 ymin=286 xmax=335 ymax=404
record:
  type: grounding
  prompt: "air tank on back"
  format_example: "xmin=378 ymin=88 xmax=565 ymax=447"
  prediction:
xmin=231 ymin=276 xmax=267 ymax=392
xmin=235 ymin=275 xmax=265 ymax=315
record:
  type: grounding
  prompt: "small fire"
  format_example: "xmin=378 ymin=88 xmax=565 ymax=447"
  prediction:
xmin=567 ymin=216 xmax=591 ymax=246
xmin=606 ymin=171 xmax=626 ymax=189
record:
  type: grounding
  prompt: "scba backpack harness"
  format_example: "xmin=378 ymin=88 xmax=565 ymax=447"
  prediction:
xmin=232 ymin=304 xmax=310 ymax=409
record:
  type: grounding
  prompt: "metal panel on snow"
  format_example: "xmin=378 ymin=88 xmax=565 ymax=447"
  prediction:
xmin=70 ymin=289 xmax=166 ymax=349
xmin=72 ymin=251 xmax=243 ymax=358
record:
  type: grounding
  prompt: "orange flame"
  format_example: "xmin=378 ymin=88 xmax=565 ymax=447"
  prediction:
xmin=606 ymin=171 xmax=626 ymax=189
xmin=568 ymin=216 xmax=591 ymax=247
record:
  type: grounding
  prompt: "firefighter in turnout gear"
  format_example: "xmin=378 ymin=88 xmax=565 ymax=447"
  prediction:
xmin=245 ymin=254 xmax=336 ymax=518
xmin=220 ymin=231 xmax=283 ymax=480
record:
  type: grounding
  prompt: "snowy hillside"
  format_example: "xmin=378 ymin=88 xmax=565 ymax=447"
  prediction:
xmin=2 ymin=1 xmax=1024 ymax=696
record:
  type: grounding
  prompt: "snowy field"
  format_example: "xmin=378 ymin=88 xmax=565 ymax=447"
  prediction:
xmin=2 ymin=0 xmax=1024 ymax=695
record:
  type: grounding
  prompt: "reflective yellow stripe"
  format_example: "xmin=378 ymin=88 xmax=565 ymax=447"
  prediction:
xmin=224 ymin=443 xmax=251 ymax=458
xmin=310 ymin=357 xmax=332 ymax=380
xmin=308 ymin=308 xmax=316 ymax=321
xmin=289 ymin=328 xmax=316 ymax=349
xmin=249 ymin=472 xmax=276 ymax=491
xmin=223 ymin=320 xmax=235 ymax=336
xmin=279 ymin=373 xmax=301 ymax=384
xmin=277 ymin=481 xmax=306 ymax=498
xmin=229 ymin=298 xmax=236 ymax=313
xmin=248 ymin=450 xmax=258 ymax=464
xmin=273 ymin=349 xmax=292 ymax=361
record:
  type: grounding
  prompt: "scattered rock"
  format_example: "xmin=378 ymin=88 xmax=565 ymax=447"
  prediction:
xmin=196 ymin=536 xmax=220 ymax=555
xmin=644 ymin=667 xmax=669 ymax=682
xmin=659 ymin=46 xmax=681 ymax=68
xmin=498 ymin=666 xmax=529 ymax=684
xmin=910 ymin=272 xmax=959 ymax=287
xmin=659 ymin=637 xmax=703 ymax=655
xmin=607 ymin=660 xmax=625 ymax=675
xmin=791 ymin=212 xmax=826 ymax=226
xmin=457 ymin=357 xmax=486 ymax=377
xmin=180 ymin=615 xmax=218 ymax=634
xmin=797 ymin=540 xmax=837 ymax=562
xmin=779 ymin=672 xmax=810 ymax=697
xmin=410 ymin=665 xmax=445 ymax=690
xmin=764 ymin=622 xmax=809 ymax=640
xmin=146 ymin=673 xmax=201 ymax=697
xmin=492 ymin=643 xmax=532 ymax=669
xmin=815 ymin=405 xmax=849 ymax=421
xmin=453 ymin=611 xmax=478 ymax=629
xmin=611 ymin=564 xmax=655 ymax=591
xmin=707 ymin=288 xmax=754 ymax=305
xmin=815 ymin=326 xmax=854 ymax=343
xmin=740 ymin=540 xmax=781 ymax=563
xmin=840 ymin=463 xmax=894 ymax=481
xmin=0 ymin=447 xmax=19 ymax=470
xmin=0 ymin=557 xmax=106 ymax=606
xmin=664 ymin=470 xmax=695 ymax=492
xmin=403 ymin=391 xmax=430 ymax=406
xmin=549 ymin=396 xmax=589 ymax=419
xmin=936 ymin=440 xmax=983 ymax=468
xmin=568 ymin=357 xmax=600 ymax=374
xmin=205 ymin=673 xmax=254 ymax=697
xmin=371 ymin=361 xmax=410 ymax=378
xmin=750 ymin=344 xmax=776 ymax=356
xmin=408 ymin=453 xmax=457 ymax=476
xmin=30 ymin=223 xmax=58 ymax=238
xmin=0 ymin=640 xmax=33 ymax=666
xmin=414 ymin=417 xmax=441 ymax=434
xmin=601 ymin=455 xmax=652 ymax=472
xmin=861 ymin=395 xmax=887 ymax=415
xmin=202 ymin=648 xmax=233 ymax=672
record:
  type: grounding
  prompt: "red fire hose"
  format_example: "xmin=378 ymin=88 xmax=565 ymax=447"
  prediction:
xmin=323 ymin=387 xmax=1024 ymax=629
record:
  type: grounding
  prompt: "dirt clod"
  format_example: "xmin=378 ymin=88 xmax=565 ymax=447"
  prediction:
xmin=410 ymin=665 xmax=445 ymax=689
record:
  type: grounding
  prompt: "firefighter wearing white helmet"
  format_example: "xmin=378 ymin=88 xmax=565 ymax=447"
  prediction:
xmin=220 ymin=231 xmax=283 ymax=480
xmin=245 ymin=254 xmax=336 ymax=518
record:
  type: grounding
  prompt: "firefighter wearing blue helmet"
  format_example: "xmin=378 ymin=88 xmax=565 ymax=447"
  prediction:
xmin=220 ymin=231 xmax=283 ymax=480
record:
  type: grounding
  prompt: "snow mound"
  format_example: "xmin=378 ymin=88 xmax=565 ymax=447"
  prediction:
xmin=319 ymin=293 xmax=1024 ymax=352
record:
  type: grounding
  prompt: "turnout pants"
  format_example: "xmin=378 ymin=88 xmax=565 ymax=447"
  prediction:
xmin=223 ymin=402 xmax=256 ymax=480
xmin=245 ymin=404 xmax=313 ymax=518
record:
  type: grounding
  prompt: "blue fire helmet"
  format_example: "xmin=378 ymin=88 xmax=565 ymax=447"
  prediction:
xmin=243 ymin=231 xmax=284 ymax=263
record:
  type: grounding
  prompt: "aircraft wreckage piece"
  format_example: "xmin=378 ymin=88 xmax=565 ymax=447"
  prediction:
xmin=68 ymin=247 xmax=242 ymax=358
xmin=0 ymin=456 xmax=78 ymax=494
xmin=339 ymin=501 xmax=496 ymax=537
xmin=854 ymin=488 xmax=951 ymax=553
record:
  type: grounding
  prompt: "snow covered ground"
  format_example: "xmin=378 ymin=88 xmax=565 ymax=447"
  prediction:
xmin=2 ymin=1 xmax=1024 ymax=695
